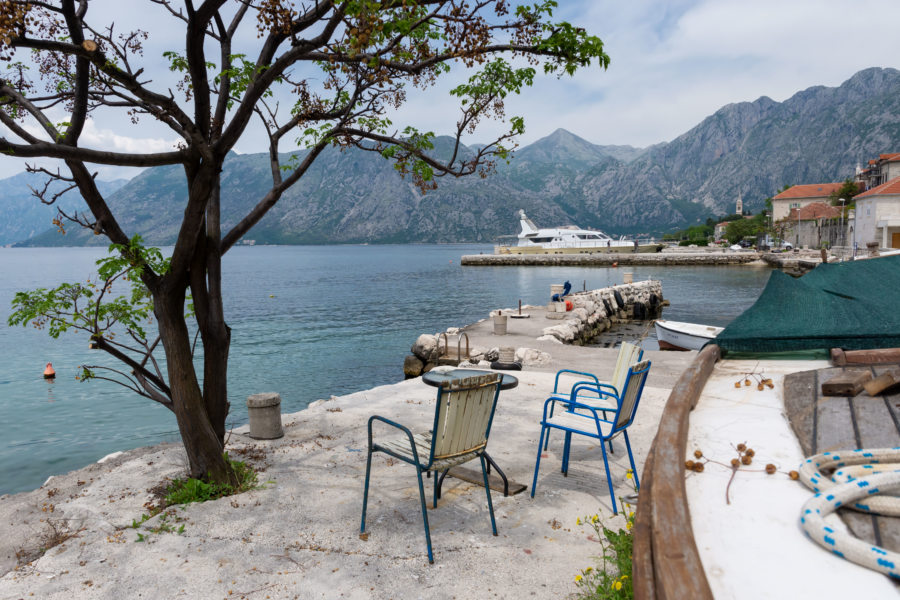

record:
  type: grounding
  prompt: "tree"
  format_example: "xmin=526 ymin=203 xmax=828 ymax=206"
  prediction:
xmin=724 ymin=218 xmax=761 ymax=245
xmin=0 ymin=1 xmax=608 ymax=484
xmin=828 ymin=178 xmax=860 ymax=206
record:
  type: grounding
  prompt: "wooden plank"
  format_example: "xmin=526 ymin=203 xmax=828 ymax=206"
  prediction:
xmin=875 ymin=516 xmax=900 ymax=554
xmin=821 ymin=370 xmax=872 ymax=396
xmin=783 ymin=370 xmax=818 ymax=457
xmin=632 ymin=443 xmax=657 ymax=600
xmin=832 ymin=348 xmax=900 ymax=365
xmin=444 ymin=466 xmax=527 ymax=496
xmin=816 ymin=397 xmax=858 ymax=453
xmin=864 ymin=371 xmax=900 ymax=396
xmin=851 ymin=391 xmax=900 ymax=448
xmin=638 ymin=344 xmax=719 ymax=600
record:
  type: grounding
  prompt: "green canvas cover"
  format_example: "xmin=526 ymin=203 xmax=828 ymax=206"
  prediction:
xmin=715 ymin=254 xmax=900 ymax=354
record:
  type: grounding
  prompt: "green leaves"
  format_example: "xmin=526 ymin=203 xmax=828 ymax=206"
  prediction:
xmin=536 ymin=22 xmax=610 ymax=77
xmin=451 ymin=59 xmax=536 ymax=103
xmin=8 ymin=237 xmax=167 ymax=345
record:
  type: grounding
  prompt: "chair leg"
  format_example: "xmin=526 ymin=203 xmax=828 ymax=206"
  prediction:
xmin=624 ymin=431 xmax=640 ymax=490
xmin=361 ymin=446 xmax=374 ymax=534
xmin=415 ymin=468 xmax=435 ymax=564
xmin=543 ymin=401 xmax=556 ymax=450
xmin=479 ymin=454 xmax=498 ymax=536
xmin=562 ymin=431 xmax=572 ymax=476
xmin=531 ymin=426 xmax=548 ymax=498
xmin=599 ymin=441 xmax=618 ymax=515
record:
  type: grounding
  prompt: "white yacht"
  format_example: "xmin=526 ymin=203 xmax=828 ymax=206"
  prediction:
xmin=495 ymin=210 xmax=661 ymax=254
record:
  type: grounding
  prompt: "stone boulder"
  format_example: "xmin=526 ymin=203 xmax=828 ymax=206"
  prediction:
xmin=411 ymin=334 xmax=439 ymax=362
xmin=516 ymin=347 xmax=551 ymax=366
xmin=403 ymin=355 xmax=424 ymax=378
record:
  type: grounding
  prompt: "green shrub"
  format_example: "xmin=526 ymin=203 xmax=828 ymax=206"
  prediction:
xmin=164 ymin=454 xmax=258 ymax=506
xmin=678 ymin=239 xmax=708 ymax=247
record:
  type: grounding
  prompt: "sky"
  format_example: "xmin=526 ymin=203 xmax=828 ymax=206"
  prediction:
xmin=2 ymin=0 xmax=900 ymax=180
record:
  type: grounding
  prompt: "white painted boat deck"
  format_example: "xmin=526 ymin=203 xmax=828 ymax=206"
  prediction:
xmin=686 ymin=359 xmax=897 ymax=599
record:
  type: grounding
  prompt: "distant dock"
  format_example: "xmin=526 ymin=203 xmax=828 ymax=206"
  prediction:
xmin=461 ymin=251 xmax=763 ymax=266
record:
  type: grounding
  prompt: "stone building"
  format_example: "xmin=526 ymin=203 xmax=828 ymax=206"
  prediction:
xmin=782 ymin=202 xmax=844 ymax=249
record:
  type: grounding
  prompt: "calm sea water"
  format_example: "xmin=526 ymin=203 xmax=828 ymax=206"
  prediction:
xmin=0 ymin=245 xmax=772 ymax=495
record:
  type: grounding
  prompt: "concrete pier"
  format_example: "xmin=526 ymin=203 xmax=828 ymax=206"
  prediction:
xmin=406 ymin=280 xmax=664 ymax=377
xmin=461 ymin=251 xmax=762 ymax=266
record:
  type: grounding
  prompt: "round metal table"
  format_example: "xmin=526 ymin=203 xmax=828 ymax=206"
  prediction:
xmin=421 ymin=368 xmax=519 ymax=390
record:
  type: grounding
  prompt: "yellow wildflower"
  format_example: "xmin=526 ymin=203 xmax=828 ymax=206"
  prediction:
xmin=575 ymin=575 xmax=582 ymax=583
xmin=613 ymin=581 xmax=622 ymax=590
xmin=584 ymin=567 xmax=593 ymax=574
xmin=591 ymin=515 xmax=599 ymax=524
xmin=626 ymin=520 xmax=633 ymax=530
xmin=576 ymin=518 xmax=581 ymax=525
xmin=626 ymin=470 xmax=633 ymax=480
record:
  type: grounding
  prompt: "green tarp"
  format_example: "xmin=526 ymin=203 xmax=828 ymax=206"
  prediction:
xmin=715 ymin=254 xmax=900 ymax=354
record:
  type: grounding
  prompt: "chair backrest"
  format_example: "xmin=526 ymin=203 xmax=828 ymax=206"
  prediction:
xmin=431 ymin=374 xmax=502 ymax=461
xmin=611 ymin=342 xmax=644 ymax=393
xmin=612 ymin=360 xmax=650 ymax=431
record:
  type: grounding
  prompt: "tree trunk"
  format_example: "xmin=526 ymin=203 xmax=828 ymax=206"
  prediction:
xmin=155 ymin=279 xmax=234 ymax=484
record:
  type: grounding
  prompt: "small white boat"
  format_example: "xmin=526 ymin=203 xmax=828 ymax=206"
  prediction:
xmin=655 ymin=319 xmax=724 ymax=351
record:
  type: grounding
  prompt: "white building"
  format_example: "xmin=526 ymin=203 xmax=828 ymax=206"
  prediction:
xmin=771 ymin=183 xmax=847 ymax=222
xmin=853 ymin=176 xmax=900 ymax=250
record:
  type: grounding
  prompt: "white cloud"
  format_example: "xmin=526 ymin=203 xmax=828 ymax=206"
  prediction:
xmin=78 ymin=119 xmax=179 ymax=154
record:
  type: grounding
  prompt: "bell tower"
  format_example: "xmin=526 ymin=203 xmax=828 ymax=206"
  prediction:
xmin=736 ymin=194 xmax=743 ymax=215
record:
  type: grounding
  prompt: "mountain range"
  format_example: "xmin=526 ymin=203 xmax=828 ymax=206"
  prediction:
xmin=8 ymin=66 xmax=900 ymax=247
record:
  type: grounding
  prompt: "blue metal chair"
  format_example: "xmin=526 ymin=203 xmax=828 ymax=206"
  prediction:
xmin=531 ymin=360 xmax=650 ymax=515
xmin=361 ymin=373 xmax=502 ymax=564
xmin=543 ymin=342 xmax=644 ymax=453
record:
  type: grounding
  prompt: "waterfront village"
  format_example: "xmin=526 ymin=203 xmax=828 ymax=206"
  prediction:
xmin=699 ymin=151 xmax=900 ymax=255
xmin=2 ymin=150 xmax=900 ymax=599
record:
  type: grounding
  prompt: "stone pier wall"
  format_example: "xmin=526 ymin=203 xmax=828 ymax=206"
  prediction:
xmin=539 ymin=280 xmax=663 ymax=344
xmin=403 ymin=280 xmax=663 ymax=377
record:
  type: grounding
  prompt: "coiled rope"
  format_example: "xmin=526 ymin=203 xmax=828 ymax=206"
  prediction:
xmin=798 ymin=448 xmax=900 ymax=579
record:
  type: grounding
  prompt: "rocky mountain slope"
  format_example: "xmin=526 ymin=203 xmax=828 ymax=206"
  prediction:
xmin=0 ymin=173 xmax=125 ymax=245
xmin=9 ymin=67 xmax=900 ymax=246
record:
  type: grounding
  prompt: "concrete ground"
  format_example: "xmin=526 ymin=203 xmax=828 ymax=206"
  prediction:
xmin=0 ymin=307 xmax=694 ymax=600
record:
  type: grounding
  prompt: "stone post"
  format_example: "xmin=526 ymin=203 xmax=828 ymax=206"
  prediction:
xmin=246 ymin=392 xmax=284 ymax=439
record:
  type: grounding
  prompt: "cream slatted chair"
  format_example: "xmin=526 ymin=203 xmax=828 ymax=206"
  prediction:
xmin=361 ymin=373 xmax=503 ymax=564
xmin=544 ymin=341 xmax=644 ymax=452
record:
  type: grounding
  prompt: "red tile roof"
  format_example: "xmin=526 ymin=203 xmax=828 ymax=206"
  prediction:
xmin=773 ymin=183 xmax=845 ymax=200
xmin=788 ymin=202 xmax=842 ymax=221
xmin=879 ymin=153 xmax=900 ymax=163
xmin=855 ymin=176 xmax=900 ymax=199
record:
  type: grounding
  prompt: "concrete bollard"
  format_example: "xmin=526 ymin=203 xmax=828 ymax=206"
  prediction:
xmin=492 ymin=313 xmax=508 ymax=335
xmin=246 ymin=392 xmax=284 ymax=439
xmin=623 ymin=272 xmax=633 ymax=284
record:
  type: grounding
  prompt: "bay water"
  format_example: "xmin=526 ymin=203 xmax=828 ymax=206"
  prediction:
xmin=0 ymin=245 xmax=772 ymax=495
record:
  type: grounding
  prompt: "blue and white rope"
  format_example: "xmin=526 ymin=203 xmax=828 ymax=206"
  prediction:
xmin=798 ymin=448 xmax=900 ymax=579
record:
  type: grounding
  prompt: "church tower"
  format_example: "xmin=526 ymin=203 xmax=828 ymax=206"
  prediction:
xmin=736 ymin=194 xmax=743 ymax=215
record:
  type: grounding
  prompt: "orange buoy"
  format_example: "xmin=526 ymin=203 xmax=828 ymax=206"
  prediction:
xmin=611 ymin=261 xmax=618 ymax=268
xmin=43 ymin=362 xmax=56 ymax=379
xmin=564 ymin=300 xmax=573 ymax=311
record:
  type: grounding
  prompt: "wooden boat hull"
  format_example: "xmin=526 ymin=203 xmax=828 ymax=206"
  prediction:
xmin=655 ymin=320 xmax=724 ymax=351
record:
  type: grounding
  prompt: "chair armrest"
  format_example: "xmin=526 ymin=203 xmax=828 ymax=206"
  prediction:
xmin=542 ymin=396 xmax=615 ymax=425
xmin=571 ymin=381 xmax=620 ymax=401
xmin=367 ymin=415 xmax=422 ymax=465
xmin=552 ymin=369 xmax=599 ymax=393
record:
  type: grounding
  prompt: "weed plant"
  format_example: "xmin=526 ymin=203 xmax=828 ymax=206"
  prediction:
xmin=573 ymin=508 xmax=634 ymax=599
xmin=165 ymin=454 xmax=258 ymax=506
